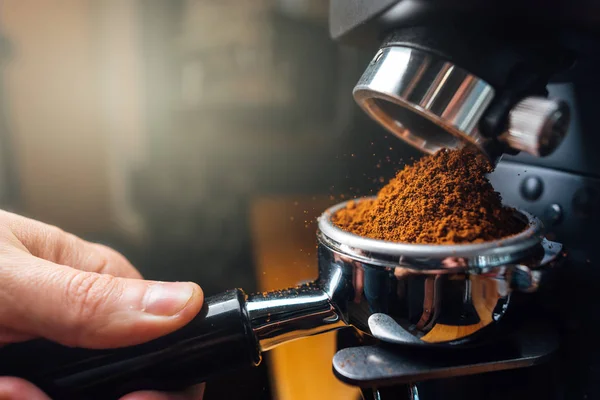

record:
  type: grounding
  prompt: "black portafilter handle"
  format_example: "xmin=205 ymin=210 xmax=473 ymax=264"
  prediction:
xmin=0 ymin=289 xmax=261 ymax=400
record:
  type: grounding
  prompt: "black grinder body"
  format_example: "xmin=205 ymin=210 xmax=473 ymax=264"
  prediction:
xmin=329 ymin=1 xmax=600 ymax=399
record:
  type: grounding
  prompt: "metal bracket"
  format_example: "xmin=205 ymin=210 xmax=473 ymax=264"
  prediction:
xmin=333 ymin=320 xmax=558 ymax=387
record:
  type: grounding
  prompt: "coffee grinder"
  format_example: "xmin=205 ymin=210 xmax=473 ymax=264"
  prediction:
xmin=329 ymin=1 xmax=600 ymax=398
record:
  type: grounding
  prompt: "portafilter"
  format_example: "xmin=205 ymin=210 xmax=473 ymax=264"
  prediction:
xmin=0 ymin=200 xmax=562 ymax=399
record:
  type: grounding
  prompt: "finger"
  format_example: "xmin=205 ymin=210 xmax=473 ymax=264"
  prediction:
xmin=3 ymin=211 xmax=141 ymax=279
xmin=0 ymin=377 xmax=50 ymax=400
xmin=0 ymin=326 xmax=35 ymax=344
xmin=0 ymin=253 xmax=203 ymax=348
xmin=121 ymin=384 xmax=205 ymax=400
xmin=86 ymin=243 xmax=143 ymax=279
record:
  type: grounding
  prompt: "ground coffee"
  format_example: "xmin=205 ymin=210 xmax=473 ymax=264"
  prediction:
xmin=331 ymin=147 xmax=525 ymax=244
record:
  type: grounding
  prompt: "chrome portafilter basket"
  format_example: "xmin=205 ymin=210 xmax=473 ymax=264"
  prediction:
xmin=311 ymin=200 xmax=563 ymax=347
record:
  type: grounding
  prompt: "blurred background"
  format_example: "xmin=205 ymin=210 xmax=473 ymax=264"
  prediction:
xmin=0 ymin=1 xmax=421 ymax=399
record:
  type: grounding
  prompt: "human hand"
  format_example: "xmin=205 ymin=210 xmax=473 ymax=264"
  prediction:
xmin=0 ymin=210 xmax=205 ymax=399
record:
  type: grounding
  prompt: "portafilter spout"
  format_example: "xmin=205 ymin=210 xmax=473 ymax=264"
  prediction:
xmin=246 ymin=285 xmax=346 ymax=351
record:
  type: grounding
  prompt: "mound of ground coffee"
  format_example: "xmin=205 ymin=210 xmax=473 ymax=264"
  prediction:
xmin=331 ymin=147 xmax=525 ymax=244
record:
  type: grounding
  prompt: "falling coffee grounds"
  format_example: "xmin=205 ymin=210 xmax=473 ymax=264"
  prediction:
xmin=331 ymin=147 xmax=525 ymax=244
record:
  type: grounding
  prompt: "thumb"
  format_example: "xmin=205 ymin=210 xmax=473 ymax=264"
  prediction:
xmin=0 ymin=251 xmax=203 ymax=349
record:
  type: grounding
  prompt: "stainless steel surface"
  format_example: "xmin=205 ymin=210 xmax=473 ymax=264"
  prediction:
xmin=246 ymin=285 xmax=345 ymax=351
xmin=368 ymin=313 xmax=425 ymax=345
xmin=245 ymin=199 xmax=563 ymax=350
xmin=500 ymin=97 xmax=571 ymax=157
xmin=332 ymin=320 xmax=559 ymax=387
xmin=353 ymin=46 xmax=495 ymax=155
xmin=362 ymin=238 xmax=559 ymax=343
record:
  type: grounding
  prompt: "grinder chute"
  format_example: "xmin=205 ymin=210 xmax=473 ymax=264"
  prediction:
xmin=351 ymin=25 xmax=573 ymax=162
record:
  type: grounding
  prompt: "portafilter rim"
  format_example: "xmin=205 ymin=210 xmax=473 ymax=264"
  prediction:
xmin=317 ymin=198 xmax=544 ymax=270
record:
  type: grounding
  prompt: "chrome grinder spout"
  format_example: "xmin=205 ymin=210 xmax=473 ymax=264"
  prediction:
xmin=353 ymin=37 xmax=571 ymax=162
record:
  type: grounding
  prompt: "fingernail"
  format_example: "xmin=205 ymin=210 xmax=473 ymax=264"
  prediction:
xmin=142 ymin=282 xmax=196 ymax=316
